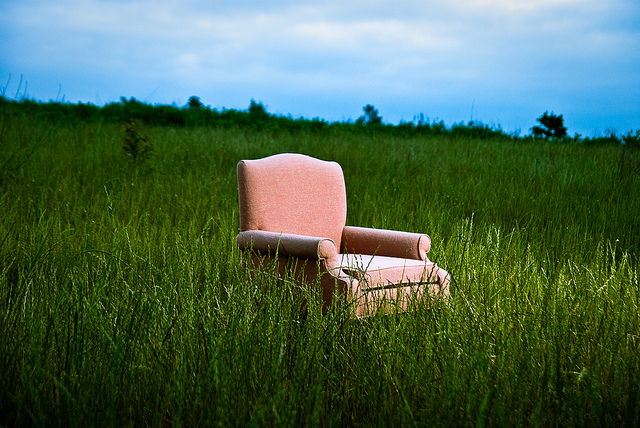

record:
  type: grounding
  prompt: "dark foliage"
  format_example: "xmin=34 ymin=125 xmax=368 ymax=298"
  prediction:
xmin=619 ymin=130 xmax=640 ymax=177
xmin=356 ymin=104 xmax=383 ymax=125
xmin=120 ymin=118 xmax=153 ymax=164
xmin=187 ymin=95 xmax=204 ymax=110
xmin=531 ymin=111 xmax=568 ymax=139
xmin=0 ymin=96 xmax=635 ymax=145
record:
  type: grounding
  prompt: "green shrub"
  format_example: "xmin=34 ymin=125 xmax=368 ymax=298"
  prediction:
xmin=120 ymin=118 xmax=153 ymax=164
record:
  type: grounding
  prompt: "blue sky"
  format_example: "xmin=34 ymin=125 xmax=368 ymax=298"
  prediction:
xmin=1 ymin=0 xmax=639 ymax=136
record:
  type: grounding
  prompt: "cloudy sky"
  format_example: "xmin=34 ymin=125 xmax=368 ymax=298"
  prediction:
xmin=1 ymin=0 xmax=639 ymax=136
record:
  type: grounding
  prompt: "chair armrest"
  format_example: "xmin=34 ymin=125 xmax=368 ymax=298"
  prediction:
xmin=236 ymin=230 xmax=338 ymax=262
xmin=341 ymin=226 xmax=431 ymax=260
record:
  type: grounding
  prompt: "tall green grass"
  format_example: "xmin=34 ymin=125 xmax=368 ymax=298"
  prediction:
xmin=1 ymin=108 xmax=639 ymax=426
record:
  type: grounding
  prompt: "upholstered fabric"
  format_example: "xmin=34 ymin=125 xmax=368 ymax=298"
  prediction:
xmin=350 ymin=283 xmax=428 ymax=317
xmin=236 ymin=230 xmax=339 ymax=264
xmin=342 ymin=226 xmax=431 ymax=260
xmin=336 ymin=253 xmax=449 ymax=293
xmin=236 ymin=153 xmax=450 ymax=316
xmin=237 ymin=153 xmax=347 ymax=248
xmin=337 ymin=254 xmax=441 ymax=285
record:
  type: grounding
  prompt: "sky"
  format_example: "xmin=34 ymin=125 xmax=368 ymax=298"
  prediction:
xmin=1 ymin=0 xmax=639 ymax=136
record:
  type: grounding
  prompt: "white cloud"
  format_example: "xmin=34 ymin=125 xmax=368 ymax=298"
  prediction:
xmin=1 ymin=0 xmax=638 ymax=133
xmin=461 ymin=0 xmax=586 ymax=13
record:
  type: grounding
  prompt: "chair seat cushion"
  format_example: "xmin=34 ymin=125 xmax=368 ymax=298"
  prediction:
xmin=336 ymin=253 xmax=443 ymax=290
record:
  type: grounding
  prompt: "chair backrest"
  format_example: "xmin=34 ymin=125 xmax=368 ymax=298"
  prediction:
xmin=237 ymin=153 xmax=347 ymax=247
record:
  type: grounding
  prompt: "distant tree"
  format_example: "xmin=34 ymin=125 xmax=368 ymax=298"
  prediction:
xmin=248 ymin=99 xmax=270 ymax=127
xmin=531 ymin=111 xmax=567 ymax=138
xmin=357 ymin=104 xmax=382 ymax=125
xmin=249 ymin=99 xmax=268 ymax=118
xmin=187 ymin=96 xmax=204 ymax=110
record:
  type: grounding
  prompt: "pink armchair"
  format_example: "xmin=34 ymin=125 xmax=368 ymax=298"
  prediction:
xmin=236 ymin=153 xmax=450 ymax=317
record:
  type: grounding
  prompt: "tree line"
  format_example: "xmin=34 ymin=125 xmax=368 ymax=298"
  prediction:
xmin=1 ymin=95 xmax=637 ymax=145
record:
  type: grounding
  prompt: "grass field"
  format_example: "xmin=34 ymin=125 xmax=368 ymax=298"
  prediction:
xmin=1 ymin=103 xmax=639 ymax=426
